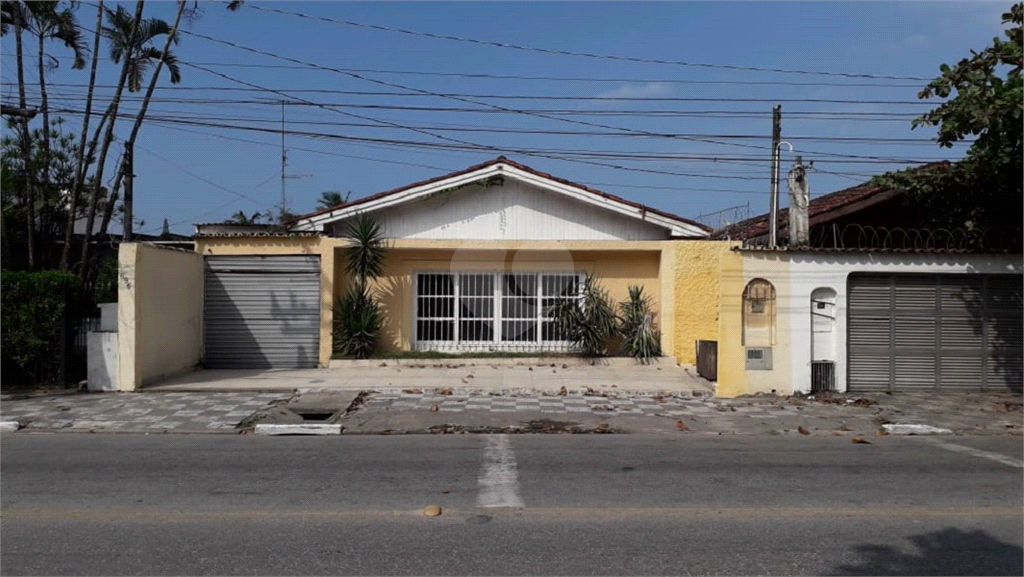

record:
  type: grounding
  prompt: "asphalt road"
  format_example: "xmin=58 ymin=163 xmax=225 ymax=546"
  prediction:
xmin=1 ymin=433 xmax=1021 ymax=576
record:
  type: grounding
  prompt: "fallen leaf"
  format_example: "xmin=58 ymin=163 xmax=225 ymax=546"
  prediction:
xmin=402 ymin=388 xmax=422 ymax=394
xmin=798 ymin=426 xmax=810 ymax=435
xmin=874 ymin=429 xmax=889 ymax=436
xmin=851 ymin=437 xmax=871 ymax=444
xmin=461 ymin=378 xmax=469 ymax=384
xmin=430 ymin=404 xmax=439 ymax=412
xmin=464 ymin=374 xmax=474 ymax=379
xmin=423 ymin=504 xmax=442 ymax=517
xmin=557 ymin=386 xmax=567 ymax=396
xmin=676 ymin=420 xmax=689 ymax=431
xmin=438 ymin=388 xmax=453 ymax=396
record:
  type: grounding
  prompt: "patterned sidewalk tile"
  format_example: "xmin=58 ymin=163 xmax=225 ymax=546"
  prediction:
xmin=0 ymin=392 xmax=290 ymax=432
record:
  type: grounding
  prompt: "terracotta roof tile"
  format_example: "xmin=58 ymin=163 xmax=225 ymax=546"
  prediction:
xmin=711 ymin=162 xmax=953 ymax=241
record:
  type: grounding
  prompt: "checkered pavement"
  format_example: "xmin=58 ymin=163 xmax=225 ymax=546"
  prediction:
xmin=0 ymin=392 xmax=291 ymax=432
xmin=361 ymin=391 xmax=788 ymax=419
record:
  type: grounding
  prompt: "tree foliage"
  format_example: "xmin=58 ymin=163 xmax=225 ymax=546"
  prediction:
xmin=874 ymin=4 xmax=1023 ymax=233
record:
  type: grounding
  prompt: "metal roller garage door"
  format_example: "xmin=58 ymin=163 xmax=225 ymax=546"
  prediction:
xmin=204 ymin=255 xmax=321 ymax=369
xmin=848 ymin=273 xmax=1022 ymax=392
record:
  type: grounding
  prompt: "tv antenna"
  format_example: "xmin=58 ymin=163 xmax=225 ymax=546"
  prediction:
xmin=280 ymin=101 xmax=311 ymax=219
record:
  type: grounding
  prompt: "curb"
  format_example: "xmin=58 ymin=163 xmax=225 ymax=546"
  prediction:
xmin=253 ymin=423 xmax=342 ymax=436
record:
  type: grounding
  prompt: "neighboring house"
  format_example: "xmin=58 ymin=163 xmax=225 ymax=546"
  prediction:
xmin=710 ymin=181 xmax=1023 ymax=396
xmin=194 ymin=157 xmax=726 ymax=370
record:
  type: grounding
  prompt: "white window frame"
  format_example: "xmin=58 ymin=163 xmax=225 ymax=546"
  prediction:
xmin=413 ymin=271 xmax=583 ymax=352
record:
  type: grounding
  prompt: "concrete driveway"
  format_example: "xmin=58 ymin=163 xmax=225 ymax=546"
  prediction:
xmin=145 ymin=357 xmax=715 ymax=396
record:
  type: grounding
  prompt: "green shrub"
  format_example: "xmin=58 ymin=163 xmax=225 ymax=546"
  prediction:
xmin=92 ymin=256 xmax=119 ymax=303
xmin=618 ymin=285 xmax=662 ymax=363
xmin=1 ymin=271 xmax=83 ymax=386
xmin=332 ymin=286 xmax=382 ymax=359
xmin=551 ymin=274 xmax=618 ymax=357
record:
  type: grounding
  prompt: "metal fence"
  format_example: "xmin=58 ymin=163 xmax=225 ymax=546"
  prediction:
xmin=696 ymin=340 xmax=718 ymax=381
xmin=811 ymin=360 xmax=836 ymax=392
xmin=75 ymin=317 xmax=101 ymax=356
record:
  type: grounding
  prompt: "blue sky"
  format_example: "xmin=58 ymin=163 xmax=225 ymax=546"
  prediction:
xmin=1 ymin=1 xmax=1012 ymax=234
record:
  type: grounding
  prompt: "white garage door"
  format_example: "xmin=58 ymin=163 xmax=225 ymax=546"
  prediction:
xmin=203 ymin=255 xmax=321 ymax=369
xmin=848 ymin=273 xmax=1022 ymax=392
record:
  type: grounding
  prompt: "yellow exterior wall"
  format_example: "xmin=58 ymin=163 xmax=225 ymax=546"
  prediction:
xmin=345 ymin=241 xmax=664 ymax=353
xmin=195 ymin=236 xmax=338 ymax=366
xmin=118 ymin=243 xmax=204 ymax=390
xmin=670 ymin=240 xmax=734 ymax=364
xmin=715 ymin=250 xmax=792 ymax=397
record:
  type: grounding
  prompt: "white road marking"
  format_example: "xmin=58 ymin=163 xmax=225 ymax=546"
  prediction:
xmin=928 ymin=439 xmax=1024 ymax=469
xmin=477 ymin=434 xmax=525 ymax=508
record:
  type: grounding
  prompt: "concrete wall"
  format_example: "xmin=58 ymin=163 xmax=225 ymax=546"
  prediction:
xmin=716 ymin=250 xmax=1023 ymax=397
xmin=195 ymin=235 xmax=336 ymax=366
xmin=118 ymin=243 xmax=204 ymax=390
xmin=670 ymin=240 xmax=734 ymax=364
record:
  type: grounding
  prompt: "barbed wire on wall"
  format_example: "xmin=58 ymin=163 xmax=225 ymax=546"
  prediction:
xmin=741 ymin=224 xmax=1024 ymax=253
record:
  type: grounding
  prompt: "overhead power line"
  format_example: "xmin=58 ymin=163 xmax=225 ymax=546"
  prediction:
xmin=32 ymin=82 xmax=932 ymax=105
xmin=242 ymin=3 xmax=933 ymax=81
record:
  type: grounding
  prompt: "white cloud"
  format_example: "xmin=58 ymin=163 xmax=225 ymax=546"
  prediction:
xmin=904 ymin=33 xmax=929 ymax=48
xmin=595 ymin=82 xmax=673 ymax=100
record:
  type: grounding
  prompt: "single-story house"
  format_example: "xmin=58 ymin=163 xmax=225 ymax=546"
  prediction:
xmin=192 ymin=157 xmax=730 ymax=371
xmin=711 ymin=180 xmax=1023 ymax=397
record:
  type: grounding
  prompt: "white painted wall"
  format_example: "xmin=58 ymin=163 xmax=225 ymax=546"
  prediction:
xmin=784 ymin=252 xmax=1022 ymax=394
xmin=336 ymin=180 xmax=671 ymax=241
xmin=734 ymin=251 xmax=1021 ymax=395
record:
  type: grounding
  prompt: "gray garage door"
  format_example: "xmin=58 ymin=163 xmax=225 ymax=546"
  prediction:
xmin=204 ymin=255 xmax=321 ymax=369
xmin=848 ymin=273 xmax=1022 ymax=392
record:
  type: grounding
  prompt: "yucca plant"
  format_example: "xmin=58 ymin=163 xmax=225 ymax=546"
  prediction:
xmin=551 ymin=274 xmax=618 ymax=357
xmin=332 ymin=285 xmax=381 ymax=359
xmin=333 ymin=212 xmax=387 ymax=358
xmin=344 ymin=213 xmax=386 ymax=291
xmin=618 ymin=285 xmax=662 ymax=363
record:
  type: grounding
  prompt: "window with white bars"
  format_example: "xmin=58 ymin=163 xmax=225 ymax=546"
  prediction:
xmin=415 ymin=271 xmax=582 ymax=351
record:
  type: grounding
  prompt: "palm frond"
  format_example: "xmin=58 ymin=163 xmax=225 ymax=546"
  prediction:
xmin=343 ymin=213 xmax=386 ymax=286
xmin=138 ymin=46 xmax=180 ymax=84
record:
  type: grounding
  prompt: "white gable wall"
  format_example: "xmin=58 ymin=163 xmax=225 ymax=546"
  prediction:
xmin=331 ymin=180 xmax=671 ymax=241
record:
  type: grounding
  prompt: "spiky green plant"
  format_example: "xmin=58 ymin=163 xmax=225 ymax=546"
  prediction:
xmin=551 ymin=274 xmax=618 ymax=357
xmin=333 ymin=213 xmax=387 ymax=358
xmin=332 ymin=286 xmax=382 ymax=359
xmin=618 ymin=285 xmax=662 ymax=363
xmin=344 ymin=212 xmax=386 ymax=290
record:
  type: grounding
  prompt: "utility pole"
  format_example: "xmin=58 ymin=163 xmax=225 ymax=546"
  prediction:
xmin=768 ymin=105 xmax=782 ymax=248
xmin=122 ymin=145 xmax=134 ymax=242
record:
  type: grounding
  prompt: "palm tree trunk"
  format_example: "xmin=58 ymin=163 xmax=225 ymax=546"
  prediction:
xmin=98 ymin=170 xmax=121 ymax=240
xmin=79 ymin=0 xmax=144 ymax=276
xmin=60 ymin=0 xmax=103 ymax=271
xmin=14 ymin=9 xmax=35 ymax=271
xmin=37 ymin=27 xmax=51 ymax=191
xmin=120 ymin=0 xmax=185 ymax=242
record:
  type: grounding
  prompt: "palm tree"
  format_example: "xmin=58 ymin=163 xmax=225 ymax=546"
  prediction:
xmin=2 ymin=1 xmax=40 ymax=269
xmin=117 ymin=0 xmax=186 ymax=241
xmin=60 ymin=0 xmax=103 ymax=271
xmin=101 ymin=4 xmax=180 ymax=93
xmin=228 ymin=211 xmax=264 ymax=225
xmin=79 ymin=1 xmax=183 ymax=272
xmin=317 ymin=190 xmax=349 ymax=210
xmin=21 ymin=1 xmax=86 ymax=192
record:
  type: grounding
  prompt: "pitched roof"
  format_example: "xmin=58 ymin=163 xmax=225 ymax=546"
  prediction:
xmin=712 ymin=161 xmax=958 ymax=241
xmin=711 ymin=181 xmax=897 ymax=241
xmin=289 ymin=156 xmax=711 ymax=237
